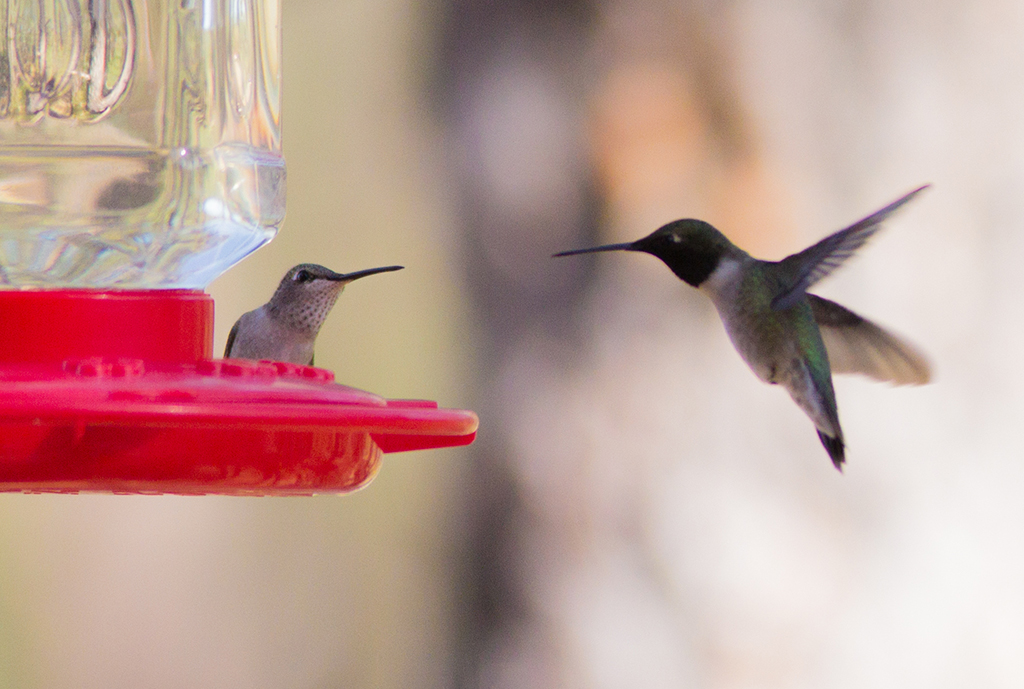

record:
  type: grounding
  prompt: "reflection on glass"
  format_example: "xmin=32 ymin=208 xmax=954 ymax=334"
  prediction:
xmin=0 ymin=0 xmax=284 ymax=287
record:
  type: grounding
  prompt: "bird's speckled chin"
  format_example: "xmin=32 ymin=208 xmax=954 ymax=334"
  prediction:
xmin=269 ymin=282 xmax=346 ymax=333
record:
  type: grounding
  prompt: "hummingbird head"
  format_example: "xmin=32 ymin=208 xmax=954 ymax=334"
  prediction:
xmin=267 ymin=263 xmax=404 ymax=333
xmin=553 ymin=219 xmax=734 ymax=287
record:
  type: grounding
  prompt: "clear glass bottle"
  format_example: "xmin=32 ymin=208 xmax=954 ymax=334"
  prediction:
xmin=0 ymin=0 xmax=284 ymax=288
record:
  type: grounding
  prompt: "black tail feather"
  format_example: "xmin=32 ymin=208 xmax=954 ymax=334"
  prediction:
xmin=817 ymin=430 xmax=845 ymax=471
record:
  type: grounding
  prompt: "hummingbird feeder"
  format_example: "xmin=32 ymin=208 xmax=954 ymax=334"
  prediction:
xmin=0 ymin=0 xmax=476 ymax=494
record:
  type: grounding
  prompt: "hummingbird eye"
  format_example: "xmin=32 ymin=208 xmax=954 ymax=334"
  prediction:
xmin=293 ymin=269 xmax=312 ymax=283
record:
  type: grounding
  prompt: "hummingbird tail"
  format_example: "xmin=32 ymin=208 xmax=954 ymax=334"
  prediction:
xmin=817 ymin=430 xmax=845 ymax=472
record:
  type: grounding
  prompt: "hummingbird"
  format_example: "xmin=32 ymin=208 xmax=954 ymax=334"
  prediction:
xmin=553 ymin=185 xmax=932 ymax=470
xmin=224 ymin=263 xmax=404 ymax=366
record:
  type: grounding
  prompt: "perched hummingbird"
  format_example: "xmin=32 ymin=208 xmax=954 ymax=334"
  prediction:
xmin=224 ymin=263 xmax=404 ymax=366
xmin=553 ymin=185 xmax=932 ymax=470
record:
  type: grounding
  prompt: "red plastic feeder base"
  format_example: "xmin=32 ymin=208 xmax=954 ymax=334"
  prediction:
xmin=0 ymin=290 xmax=477 ymax=495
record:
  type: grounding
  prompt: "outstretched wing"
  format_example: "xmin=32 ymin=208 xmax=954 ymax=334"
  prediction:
xmin=771 ymin=185 xmax=929 ymax=310
xmin=809 ymin=295 xmax=931 ymax=385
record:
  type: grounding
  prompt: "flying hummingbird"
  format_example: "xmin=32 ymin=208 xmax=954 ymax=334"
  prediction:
xmin=553 ymin=185 xmax=932 ymax=470
xmin=224 ymin=263 xmax=404 ymax=366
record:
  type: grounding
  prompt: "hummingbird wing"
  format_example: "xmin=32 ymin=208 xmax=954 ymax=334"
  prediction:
xmin=771 ymin=185 xmax=929 ymax=311
xmin=224 ymin=319 xmax=240 ymax=358
xmin=809 ymin=295 xmax=931 ymax=385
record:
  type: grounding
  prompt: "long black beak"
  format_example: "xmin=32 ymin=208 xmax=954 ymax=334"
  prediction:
xmin=332 ymin=265 xmax=404 ymax=282
xmin=552 ymin=242 xmax=636 ymax=258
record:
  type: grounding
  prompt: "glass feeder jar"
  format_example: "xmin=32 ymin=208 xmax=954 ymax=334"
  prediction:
xmin=0 ymin=0 xmax=284 ymax=288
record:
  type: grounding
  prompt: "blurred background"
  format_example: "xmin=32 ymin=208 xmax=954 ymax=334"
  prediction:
xmin=1 ymin=0 xmax=1022 ymax=686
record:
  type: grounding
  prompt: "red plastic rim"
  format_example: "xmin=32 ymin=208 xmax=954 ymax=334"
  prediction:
xmin=0 ymin=289 xmax=213 ymax=363
xmin=0 ymin=290 xmax=478 ymax=495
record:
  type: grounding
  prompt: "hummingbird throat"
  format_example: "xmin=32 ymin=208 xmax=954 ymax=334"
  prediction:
xmin=274 ymin=285 xmax=344 ymax=333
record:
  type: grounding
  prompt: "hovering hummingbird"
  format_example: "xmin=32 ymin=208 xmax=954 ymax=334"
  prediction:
xmin=224 ymin=263 xmax=404 ymax=366
xmin=553 ymin=185 xmax=932 ymax=470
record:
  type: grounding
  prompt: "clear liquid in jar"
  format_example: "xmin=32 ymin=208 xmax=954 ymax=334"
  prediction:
xmin=0 ymin=0 xmax=284 ymax=288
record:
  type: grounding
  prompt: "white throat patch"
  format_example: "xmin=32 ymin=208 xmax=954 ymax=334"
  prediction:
xmin=700 ymin=256 xmax=745 ymax=300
